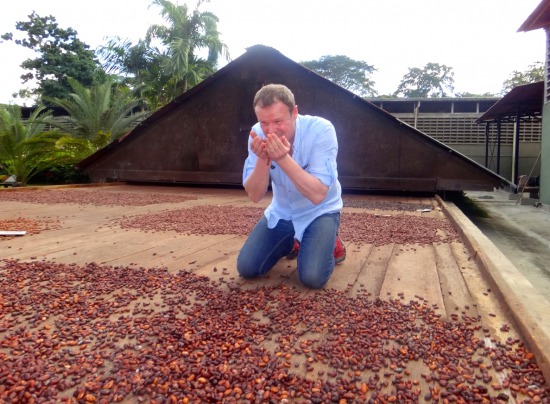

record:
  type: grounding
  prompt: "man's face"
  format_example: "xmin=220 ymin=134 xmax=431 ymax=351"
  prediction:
xmin=255 ymin=101 xmax=298 ymax=142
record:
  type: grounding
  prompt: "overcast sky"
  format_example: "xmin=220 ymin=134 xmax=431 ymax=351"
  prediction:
xmin=0 ymin=0 xmax=545 ymax=105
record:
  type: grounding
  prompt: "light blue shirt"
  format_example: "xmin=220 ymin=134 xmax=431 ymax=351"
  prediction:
xmin=243 ymin=114 xmax=343 ymax=241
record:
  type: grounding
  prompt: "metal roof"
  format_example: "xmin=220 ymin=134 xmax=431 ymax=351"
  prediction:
xmin=475 ymin=81 xmax=543 ymax=123
xmin=518 ymin=0 xmax=550 ymax=32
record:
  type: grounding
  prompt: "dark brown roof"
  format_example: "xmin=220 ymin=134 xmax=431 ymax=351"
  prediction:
xmin=77 ymin=45 xmax=511 ymax=192
xmin=518 ymin=0 xmax=550 ymax=31
xmin=476 ymin=81 xmax=543 ymax=123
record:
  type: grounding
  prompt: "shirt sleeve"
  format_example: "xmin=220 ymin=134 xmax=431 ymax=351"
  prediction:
xmin=306 ymin=120 xmax=338 ymax=187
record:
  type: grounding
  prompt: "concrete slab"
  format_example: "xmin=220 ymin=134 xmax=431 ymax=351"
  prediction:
xmin=446 ymin=190 xmax=550 ymax=379
xmin=466 ymin=189 xmax=550 ymax=302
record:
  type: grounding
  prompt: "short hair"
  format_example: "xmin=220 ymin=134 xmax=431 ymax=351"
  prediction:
xmin=253 ymin=84 xmax=295 ymax=114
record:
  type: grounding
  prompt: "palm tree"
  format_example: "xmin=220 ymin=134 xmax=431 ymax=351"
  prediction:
xmin=96 ymin=1 xmax=228 ymax=109
xmin=0 ymin=105 xmax=60 ymax=185
xmin=97 ymin=37 xmax=167 ymax=109
xmin=45 ymin=77 xmax=148 ymax=159
xmin=147 ymin=0 xmax=229 ymax=96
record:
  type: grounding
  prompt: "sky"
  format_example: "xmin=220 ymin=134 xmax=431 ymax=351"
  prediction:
xmin=0 ymin=0 xmax=546 ymax=105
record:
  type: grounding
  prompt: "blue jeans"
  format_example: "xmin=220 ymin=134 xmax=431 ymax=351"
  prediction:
xmin=237 ymin=213 xmax=340 ymax=289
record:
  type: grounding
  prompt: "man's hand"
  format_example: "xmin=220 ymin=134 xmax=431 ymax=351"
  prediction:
xmin=249 ymin=130 xmax=269 ymax=161
xmin=265 ymin=133 xmax=291 ymax=162
xmin=245 ymin=130 xmax=271 ymax=202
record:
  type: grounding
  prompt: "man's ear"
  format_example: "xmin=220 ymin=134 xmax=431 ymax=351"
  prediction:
xmin=293 ymin=105 xmax=298 ymax=119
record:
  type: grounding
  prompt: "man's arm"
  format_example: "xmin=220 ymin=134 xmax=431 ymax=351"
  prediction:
xmin=265 ymin=133 xmax=329 ymax=205
xmin=275 ymin=154 xmax=329 ymax=205
xmin=244 ymin=157 xmax=271 ymax=203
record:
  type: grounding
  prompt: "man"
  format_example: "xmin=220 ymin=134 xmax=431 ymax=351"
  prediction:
xmin=237 ymin=84 xmax=345 ymax=289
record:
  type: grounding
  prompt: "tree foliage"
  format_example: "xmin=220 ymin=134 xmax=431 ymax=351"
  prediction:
xmin=394 ymin=63 xmax=455 ymax=98
xmin=454 ymin=91 xmax=496 ymax=98
xmin=0 ymin=105 xmax=61 ymax=185
xmin=301 ymin=55 xmax=377 ymax=97
xmin=1 ymin=12 xmax=104 ymax=103
xmin=45 ymin=77 xmax=148 ymax=159
xmin=97 ymin=0 xmax=229 ymax=109
xmin=501 ymin=62 xmax=544 ymax=95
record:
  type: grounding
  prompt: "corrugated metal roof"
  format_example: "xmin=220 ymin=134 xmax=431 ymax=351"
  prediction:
xmin=476 ymin=81 xmax=543 ymax=123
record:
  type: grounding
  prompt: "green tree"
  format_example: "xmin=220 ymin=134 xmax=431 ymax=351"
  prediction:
xmin=98 ymin=0 xmax=229 ymax=108
xmin=45 ymin=77 xmax=148 ymax=159
xmin=1 ymin=12 xmax=104 ymax=104
xmin=394 ymin=63 xmax=455 ymax=98
xmin=97 ymin=37 xmax=167 ymax=110
xmin=147 ymin=0 xmax=229 ymax=95
xmin=301 ymin=55 xmax=377 ymax=97
xmin=501 ymin=62 xmax=544 ymax=95
xmin=455 ymin=92 xmax=496 ymax=98
xmin=0 ymin=105 xmax=61 ymax=185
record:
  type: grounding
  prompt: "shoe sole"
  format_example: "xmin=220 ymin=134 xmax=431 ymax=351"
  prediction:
xmin=335 ymin=255 xmax=346 ymax=265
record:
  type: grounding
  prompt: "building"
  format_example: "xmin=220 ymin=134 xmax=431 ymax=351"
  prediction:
xmin=370 ymin=97 xmax=542 ymax=183
xmin=78 ymin=45 xmax=508 ymax=193
xmin=518 ymin=0 xmax=550 ymax=207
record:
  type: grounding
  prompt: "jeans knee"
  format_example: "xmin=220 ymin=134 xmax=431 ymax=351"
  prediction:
xmin=299 ymin=271 xmax=328 ymax=289
xmin=238 ymin=252 xmax=268 ymax=278
xmin=236 ymin=255 xmax=255 ymax=278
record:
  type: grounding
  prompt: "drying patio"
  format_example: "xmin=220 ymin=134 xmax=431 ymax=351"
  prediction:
xmin=0 ymin=184 xmax=548 ymax=403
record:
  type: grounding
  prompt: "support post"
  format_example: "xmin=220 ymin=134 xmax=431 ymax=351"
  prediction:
xmin=484 ymin=123 xmax=490 ymax=168
xmin=513 ymin=106 xmax=521 ymax=186
xmin=496 ymin=120 xmax=502 ymax=175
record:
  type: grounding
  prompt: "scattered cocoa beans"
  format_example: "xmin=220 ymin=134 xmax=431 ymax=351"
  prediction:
xmin=117 ymin=206 xmax=264 ymax=236
xmin=0 ymin=189 xmax=198 ymax=206
xmin=339 ymin=211 xmax=460 ymax=246
xmin=0 ymin=217 xmax=60 ymax=239
xmin=1 ymin=189 xmax=456 ymax=247
xmin=116 ymin=205 xmax=459 ymax=246
xmin=0 ymin=259 xmax=548 ymax=403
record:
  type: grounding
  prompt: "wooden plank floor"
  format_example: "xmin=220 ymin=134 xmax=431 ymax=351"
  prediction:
xmin=0 ymin=185 xmax=548 ymax=403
